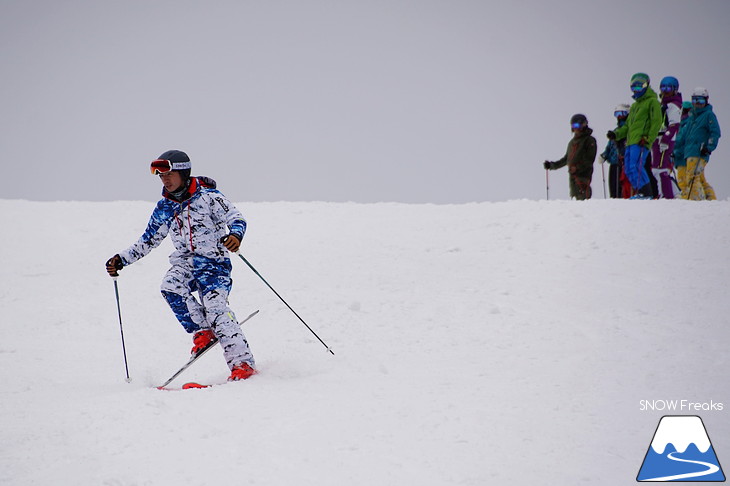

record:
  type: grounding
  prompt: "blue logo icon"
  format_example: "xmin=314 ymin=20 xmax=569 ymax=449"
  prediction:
xmin=637 ymin=415 xmax=725 ymax=482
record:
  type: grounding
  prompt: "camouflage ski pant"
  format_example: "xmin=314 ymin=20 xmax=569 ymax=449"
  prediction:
xmin=161 ymin=257 xmax=255 ymax=370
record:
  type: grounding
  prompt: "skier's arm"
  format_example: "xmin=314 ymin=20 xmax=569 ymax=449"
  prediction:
xmin=550 ymin=145 xmax=569 ymax=170
xmin=647 ymin=99 xmax=664 ymax=146
xmin=660 ymin=103 xmax=682 ymax=145
xmin=209 ymin=191 xmax=247 ymax=251
xmin=706 ymin=112 xmax=721 ymax=154
xmin=613 ymin=124 xmax=628 ymax=141
xmin=118 ymin=202 xmax=171 ymax=266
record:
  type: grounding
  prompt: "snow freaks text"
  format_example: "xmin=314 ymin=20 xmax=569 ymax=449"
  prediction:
xmin=639 ymin=400 xmax=724 ymax=412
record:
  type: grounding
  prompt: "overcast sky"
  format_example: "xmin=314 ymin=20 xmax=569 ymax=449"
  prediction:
xmin=2 ymin=0 xmax=729 ymax=203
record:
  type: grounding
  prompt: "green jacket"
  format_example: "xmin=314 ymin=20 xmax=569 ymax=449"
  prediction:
xmin=550 ymin=127 xmax=597 ymax=180
xmin=614 ymin=87 xmax=663 ymax=146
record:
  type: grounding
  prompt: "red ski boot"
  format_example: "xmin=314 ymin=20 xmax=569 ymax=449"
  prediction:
xmin=191 ymin=329 xmax=216 ymax=356
xmin=228 ymin=363 xmax=257 ymax=381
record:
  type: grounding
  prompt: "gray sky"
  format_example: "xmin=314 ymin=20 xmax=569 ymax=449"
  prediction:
xmin=2 ymin=0 xmax=729 ymax=203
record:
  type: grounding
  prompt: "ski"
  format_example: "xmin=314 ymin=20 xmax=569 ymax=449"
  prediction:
xmin=182 ymin=382 xmax=213 ymax=389
xmin=156 ymin=309 xmax=259 ymax=389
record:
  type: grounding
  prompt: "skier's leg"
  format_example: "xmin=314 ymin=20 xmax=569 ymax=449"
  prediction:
xmin=698 ymin=159 xmax=716 ymax=200
xmin=195 ymin=258 xmax=255 ymax=370
xmin=160 ymin=264 xmax=208 ymax=333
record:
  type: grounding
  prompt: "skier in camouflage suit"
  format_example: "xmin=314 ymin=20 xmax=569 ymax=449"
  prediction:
xmin=105 ymin=150 xmax=256 ymax=381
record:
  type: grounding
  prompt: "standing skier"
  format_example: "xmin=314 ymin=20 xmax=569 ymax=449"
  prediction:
xmin=599 ymin=104 xmax=630 ymax=198
xmin=105 ymin=150 xmax=256 ymax=381
xmin=544 ymin=114 xmax=597 ymax=200
xmin=674 ymin=87 xmax=721 ymax=200
xmin=607 ymin=73 xmax=663 ymax=199
xmin=650 ymin=76 xmax=683 ymax=199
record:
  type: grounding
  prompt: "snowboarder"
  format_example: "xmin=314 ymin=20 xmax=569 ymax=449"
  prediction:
xmin=543 ymin=114 xmax=597 ymax=200
xmin=607 ymin=73 xmax=663 ymax=199
xmin=105 ymin=150 xmax=257 ymax=381
xmin=674 ymin=87 xmax=721 ymax=200
xmin=599 ymin=104 xmax=630 ymax=198
xmin=650 ymin=76 xmax=683 ymax=199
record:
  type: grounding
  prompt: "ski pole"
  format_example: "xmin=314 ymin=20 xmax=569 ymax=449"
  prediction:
xmin=545 ymin=168 xmax=550 ymax=200
xmin=235 ymin=252 xmax=335 ymax=355
xmin=112 ymin=277 xmax=131 ymax=382
xmin=601 ymin=161 xmax=607 ymax=199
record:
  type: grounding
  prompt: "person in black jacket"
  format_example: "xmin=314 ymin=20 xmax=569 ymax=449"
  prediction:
xmin=544 ymin=114 xmax=598 ymax=200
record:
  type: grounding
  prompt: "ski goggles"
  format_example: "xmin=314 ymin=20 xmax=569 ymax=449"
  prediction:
xmin=570 ymin=122 xmax=583 ymax=129
xmin=659 ymin=84 xmax=676 ymax=93
xmin=614 ymin=110 xmax=629 ymax=118
xmin=631 ymin=82 xmax=648 ymax=92
xmin=691 ymin=96 xmax=708 ymax=105
xmin=150 ymin=159 xmax=191 ymax=175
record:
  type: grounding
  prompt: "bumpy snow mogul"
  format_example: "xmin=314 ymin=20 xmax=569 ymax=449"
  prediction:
xmin=637 ymin=415 xmax=726 ymax=482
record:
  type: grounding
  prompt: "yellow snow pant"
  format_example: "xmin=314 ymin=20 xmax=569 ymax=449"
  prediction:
xmin=682 ymin=157 xmax=716 ymax=201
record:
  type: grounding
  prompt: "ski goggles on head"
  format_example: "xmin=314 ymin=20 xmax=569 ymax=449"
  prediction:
xmin=614 ymin=110 xmax=629 ymax=118
xmin=692 ymin=96 xmax=708 ymax=105
xmin=150 ymin=159 xmax=191 ymax=175
xmin=631 ymin=82 xmax=648 ymax=92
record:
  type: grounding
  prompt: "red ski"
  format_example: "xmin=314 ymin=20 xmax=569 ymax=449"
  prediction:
xmin=182 ymin=382 xmax=212 ymax=389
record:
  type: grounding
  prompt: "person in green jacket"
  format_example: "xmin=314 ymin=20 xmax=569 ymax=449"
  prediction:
xmin=544 ymin=114 xmax=597 ymax=200
xmin=607 ymin=73 xmax=663 ymax=199
xmin=674 ymin=87 xmax=721 ymax=200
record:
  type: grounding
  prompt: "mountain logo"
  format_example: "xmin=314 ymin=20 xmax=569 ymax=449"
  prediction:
xmin=637 ymin=415 xmax=725 ymax=482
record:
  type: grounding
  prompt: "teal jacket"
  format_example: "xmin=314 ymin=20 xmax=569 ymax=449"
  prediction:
xmin=614 ymin=87 xmax=663 ymax=146
xmin=674 ymin=104 xmax=721 ymax=163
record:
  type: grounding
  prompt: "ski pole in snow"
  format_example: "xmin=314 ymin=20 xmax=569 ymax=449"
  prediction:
xmin=235 ymin=252 xmax=335 ymax=355
xmin=112 ymin=277 xmax=131 ymax=382
xmin=601 ymin=160 xmax=607 ymax=199
xmin=545 ymin=169 xmax=550 ymax=200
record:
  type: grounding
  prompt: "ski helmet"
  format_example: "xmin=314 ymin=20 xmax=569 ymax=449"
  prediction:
xmin=630 ymin=73 xmax=650 ymax=98
xmin=153 ymin=150 xmax=192 ymax=180
xmin=659 ymin=76 xmax=679 ymax=93
xmin=570 ymin=113 xmax=588 ymax=129
xmin=614 ymin=103 xmax=630 ymax=118
xmin=691 ymin=87 xmax=709 ymax=105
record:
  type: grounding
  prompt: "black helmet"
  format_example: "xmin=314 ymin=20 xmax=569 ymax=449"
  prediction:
xmin=570 ymin=114 xmax=588 ymax=129
xmin=157 ymin=150 xmax=191 ymax=180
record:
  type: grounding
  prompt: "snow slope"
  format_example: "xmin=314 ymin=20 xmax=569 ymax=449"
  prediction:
xmin=2 ymin=199 xmax=729 ymax=485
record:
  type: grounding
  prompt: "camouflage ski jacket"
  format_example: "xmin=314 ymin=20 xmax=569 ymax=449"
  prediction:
xmin=119 ymin=177 xmax=246 ymax=268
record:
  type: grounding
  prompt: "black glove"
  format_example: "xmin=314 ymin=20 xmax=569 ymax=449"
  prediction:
xmin=606 ymin=130 xmax=616 ymax=140
xmin=700 ymin=146 xmax=711 ymax=157
xmin=543 ymin=161 xmax=552 ymax=170
xmin=106 ymin=254 xmax=123 ymax=277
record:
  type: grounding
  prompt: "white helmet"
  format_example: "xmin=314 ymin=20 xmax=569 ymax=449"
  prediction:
xmin=614 ymin=103 xmax=631 ymax=112
xmin=692 ymin=87 xmax=709 ymax=98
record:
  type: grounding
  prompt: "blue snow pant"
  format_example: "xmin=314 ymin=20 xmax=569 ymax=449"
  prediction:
xmin=624 ymin=144 xmax=650 ymax=190
xmin=161 ymin=256 xmax=255 ymax=370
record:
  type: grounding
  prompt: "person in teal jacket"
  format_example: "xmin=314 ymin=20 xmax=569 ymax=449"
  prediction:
xmin=674 ymin=87 xmax=721 ymax=200
xmin=607 ymin=73 xmax=663 ymax=198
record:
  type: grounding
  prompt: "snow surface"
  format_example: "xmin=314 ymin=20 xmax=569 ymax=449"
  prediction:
xmin=2 ymin=198 xmax=729 ymax=485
